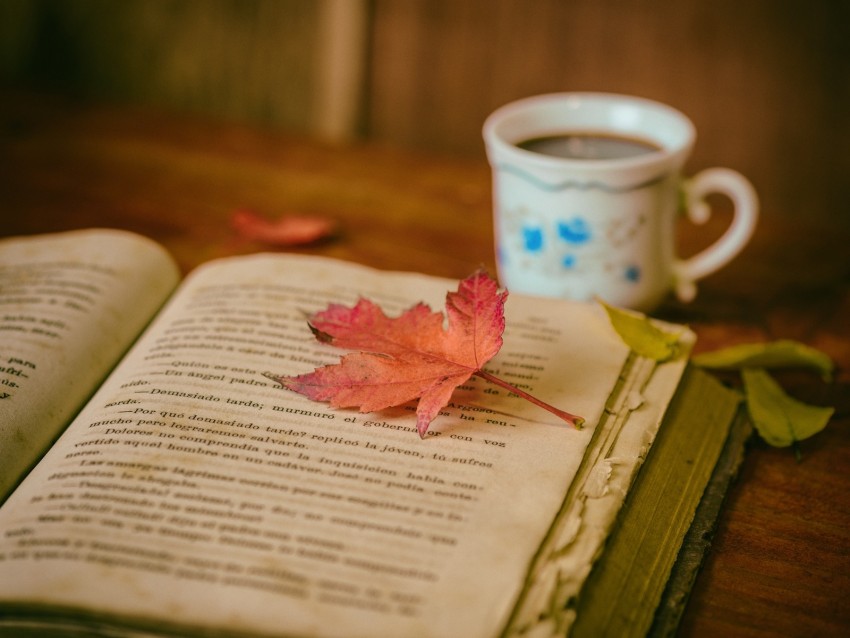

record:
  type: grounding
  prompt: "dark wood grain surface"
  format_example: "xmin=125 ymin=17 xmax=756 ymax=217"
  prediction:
xmin=2 ymin=92 xmax=848 ymax=637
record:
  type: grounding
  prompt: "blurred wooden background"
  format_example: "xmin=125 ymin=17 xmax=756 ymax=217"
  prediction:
xmin=1 ymin=0 xmax=848 ymax=223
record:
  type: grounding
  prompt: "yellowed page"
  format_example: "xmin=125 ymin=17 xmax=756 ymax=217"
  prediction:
xmin=0 ymin=254 xmax=636 ymax=638
xmin=0 ymin=229 xmax=180 ymax=500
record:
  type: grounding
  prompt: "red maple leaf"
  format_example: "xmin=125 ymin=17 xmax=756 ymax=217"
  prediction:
xmin=231 ymin=208 xmax=336 ymax=246
xmin=269 ymin=270 xmax=583 ymax=437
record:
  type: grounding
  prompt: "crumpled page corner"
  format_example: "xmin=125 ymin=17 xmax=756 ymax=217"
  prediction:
xmin=626 ymin=388 xmax=645 ymax=411
xmin=584 ymin=458 xmax=629 ymax=500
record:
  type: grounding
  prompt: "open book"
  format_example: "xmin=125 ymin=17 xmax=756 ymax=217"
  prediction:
xmin=0 ymin=229 xmax=743 ymax=637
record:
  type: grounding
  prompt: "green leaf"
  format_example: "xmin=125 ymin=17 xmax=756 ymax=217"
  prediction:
xmin=742 ymin=368 xmax=834 ymax=448
xmin=693 ymin=339 xmax=834 ymax=381
xmin=600 ymin=301 xmax=682 ymax=362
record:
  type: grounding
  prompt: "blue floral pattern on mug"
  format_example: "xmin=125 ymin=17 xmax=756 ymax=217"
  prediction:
xmin=556 ymin=217 xmax=592 ymax=245
xmin=500 ymin=203 xmax=648 ymax=288
xmin=522 ymin=226 xmax=544 ymax=252
xmin=624 ymin=265 xmax=641 ymax=282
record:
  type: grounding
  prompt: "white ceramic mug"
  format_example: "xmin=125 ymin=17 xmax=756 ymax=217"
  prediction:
xmin=483 ymin=92 xmax=758 ymax=312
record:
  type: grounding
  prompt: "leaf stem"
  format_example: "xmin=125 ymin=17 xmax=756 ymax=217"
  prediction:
xmin=473 ymin=370 xmax=584 ymax=428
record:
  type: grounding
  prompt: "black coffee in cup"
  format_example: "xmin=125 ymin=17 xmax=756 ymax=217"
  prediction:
xmin=517 ymin=133 xmax=662 ymax=160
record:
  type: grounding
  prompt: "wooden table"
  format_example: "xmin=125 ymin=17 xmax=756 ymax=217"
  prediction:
xmin=2 ymin=92 xmax=848 ymax=637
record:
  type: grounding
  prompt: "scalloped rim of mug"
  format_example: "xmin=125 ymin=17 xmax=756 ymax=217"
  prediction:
xmin=483 ymin=92 xmax=696 ymax=175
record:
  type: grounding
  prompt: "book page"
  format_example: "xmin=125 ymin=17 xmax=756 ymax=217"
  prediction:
xmin=0 ymin=254 xmax=632 ymax=638
xmin=0 ymin=229 xmax=180 ymax=500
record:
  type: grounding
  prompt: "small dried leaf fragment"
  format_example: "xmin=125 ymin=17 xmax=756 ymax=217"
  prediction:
xmin=231 ymin=208 xmax=336 ymax=246
xmin=270 ymin=270 xmax=582 ymax=437
xmin=693 ymin=339 xmax=834 ymax=381
xmin=600 ymin=301 xmax=681 ymax=362
xmin=742 ymin=367 xmax=834 ymax=448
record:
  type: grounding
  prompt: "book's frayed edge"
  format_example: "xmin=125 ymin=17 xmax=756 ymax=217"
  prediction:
xmin=562 ymin=366 xmax=745 ymax=638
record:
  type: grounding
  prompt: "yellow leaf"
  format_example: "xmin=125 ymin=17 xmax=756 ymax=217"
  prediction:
xmin=600 ymin=301 xmax=682 ymax=362
xmin=742 ymin=368 xmax=834 ymax=448
xmin=693 ymin=339 xmax=833 ymax=381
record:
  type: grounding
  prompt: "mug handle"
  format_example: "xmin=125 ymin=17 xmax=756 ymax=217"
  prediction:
xmin=673 ymin=167 xmax=759 ymax=302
